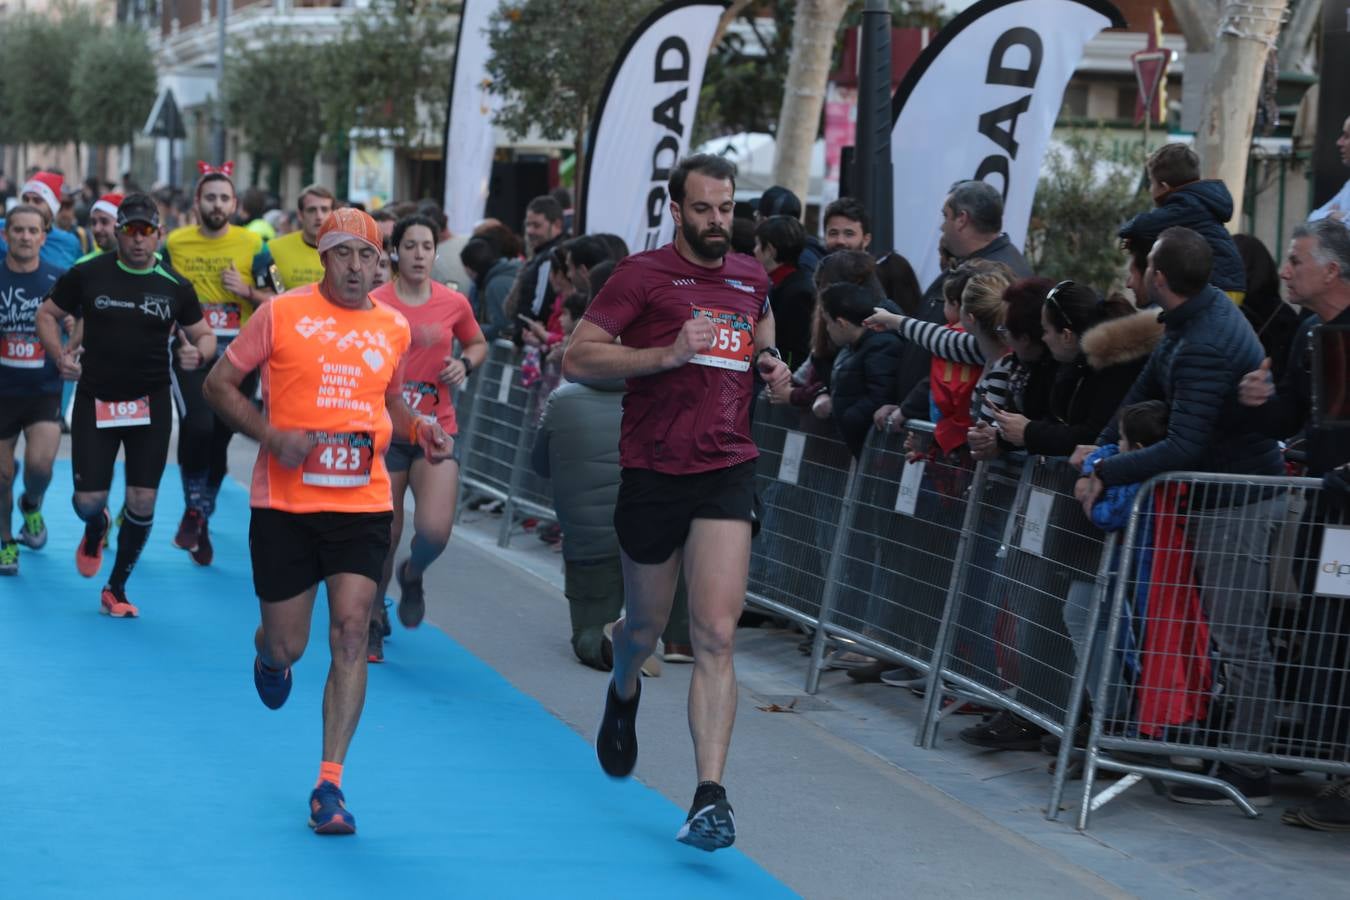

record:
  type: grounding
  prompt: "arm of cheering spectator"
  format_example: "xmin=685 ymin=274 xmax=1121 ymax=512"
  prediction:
xmin=1096 ymin=343 xmax=1228 ymax=487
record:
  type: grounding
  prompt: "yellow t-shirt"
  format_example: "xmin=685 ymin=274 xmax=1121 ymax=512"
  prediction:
xmin=267 ymin=231 xmax=325 ymax=293
xmin=164 ymin=224 xmax=264 ymax=336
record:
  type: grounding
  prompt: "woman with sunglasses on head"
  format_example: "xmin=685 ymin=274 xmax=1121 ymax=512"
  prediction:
xmin=990 ymin=280 xmax=1161 ymax=457
xmin=367 ymin=214 xmax=488 ymax=662
xmin=989 ymin=279 xmax=1163 ymax=757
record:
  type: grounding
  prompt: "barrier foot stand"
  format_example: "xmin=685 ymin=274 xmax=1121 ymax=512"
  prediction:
xmin=1087 ymin=757 xmax=1260 ymax=820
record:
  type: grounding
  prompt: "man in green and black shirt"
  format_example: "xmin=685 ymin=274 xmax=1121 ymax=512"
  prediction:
xmin=36 ymin=193 xmax=216 ymax=618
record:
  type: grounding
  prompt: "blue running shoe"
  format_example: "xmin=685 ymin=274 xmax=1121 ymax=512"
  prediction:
xmin=309 ymin=781 xmax=356 ymax=835
xmin=253 ymin=655 xmax=292 ymax=710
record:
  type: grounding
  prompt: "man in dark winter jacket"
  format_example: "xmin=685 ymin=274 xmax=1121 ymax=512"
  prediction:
xmin=883 ymin=180 xmax=1033 ymax=427
xmin=506 ymin=195 xmax=567 ymax=333
xmin=820 ymin=282 xmax=901 ymax=457
xmin=753 ymin=215 xmax=815 ymax=369
xmin=1117 ymin=143 xmax=1246 ymax=297
xmin=1238 ymin=218 xmax=1350 ymax=477
xmin=1075 ymin=226 xmax=1284 ymax=808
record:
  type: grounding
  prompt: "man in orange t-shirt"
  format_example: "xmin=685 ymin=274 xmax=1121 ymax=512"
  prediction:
xmin=204 ymin=208 xmax=453 ymax=836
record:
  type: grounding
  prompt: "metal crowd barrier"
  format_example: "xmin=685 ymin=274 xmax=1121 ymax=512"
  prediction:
xmin=746 ymin=399 xmax=856 ymax=629
xmin=445 ymin=358 xmax=1350 ymax=832
xmin=804 ymin=421 xmax=971 ymax=693
xmin=453 ymin=339 xmax=553 ymax=547
xmin=1076 ymin=472 xmax=1347 ymax=829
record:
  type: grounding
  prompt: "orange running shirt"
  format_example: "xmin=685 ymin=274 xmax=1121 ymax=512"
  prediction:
xmin=225 ymin=283 xmax=411 ymax=513
xmin=371 ymin=281 xmax=481 ymax=436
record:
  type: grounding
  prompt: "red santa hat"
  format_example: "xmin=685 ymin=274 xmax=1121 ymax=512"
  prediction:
xmin=91 ymin=193 xmax=125 ymax=219
xmin=21 ymin=172 xmax=63 ymax=216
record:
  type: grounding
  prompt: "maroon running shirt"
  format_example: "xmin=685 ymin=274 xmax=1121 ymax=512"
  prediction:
xmin=582 ymin=243 xmax=771 ymax=475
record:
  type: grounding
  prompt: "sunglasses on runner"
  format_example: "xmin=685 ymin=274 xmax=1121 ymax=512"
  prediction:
xmin=119 ymin=222 xmax=158 ymax=238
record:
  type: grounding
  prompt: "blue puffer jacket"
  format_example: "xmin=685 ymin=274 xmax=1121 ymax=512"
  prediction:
xmin=1117 ymin=180 xmax=1246 ymax=292
xmin=1095 ymin=285 xmax=1283 ymax=490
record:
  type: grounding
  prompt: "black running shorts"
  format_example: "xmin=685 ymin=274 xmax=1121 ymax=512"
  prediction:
xmin=69 ymin=387 xmax=173 ymax=492
xmin=613 ymin=461 xmax=759 ymax=565
xmin=0 ymin=392 xmax=61 ymax=440
xmin=248 ymin=508 xmax=393 ymax=603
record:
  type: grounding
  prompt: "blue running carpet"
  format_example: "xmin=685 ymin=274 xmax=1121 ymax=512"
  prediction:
xmin=0 ymin=462 xmax=796 ymax=899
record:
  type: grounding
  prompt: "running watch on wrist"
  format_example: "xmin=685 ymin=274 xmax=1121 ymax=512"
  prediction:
xmin=756 ymin=347 xmax=782 ymax=363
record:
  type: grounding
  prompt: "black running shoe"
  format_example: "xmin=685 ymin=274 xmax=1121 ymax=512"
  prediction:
xmin=676 ymin=782 xmax=737 ymax=851
xmin=396 ymin=559 xmax=425 ymax=629
xmin=596 ymin=678 xmax=640 ymax=778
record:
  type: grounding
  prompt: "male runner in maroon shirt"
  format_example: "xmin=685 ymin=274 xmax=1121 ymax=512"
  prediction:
xmin=563 ymin=154 xmax=792 ymax=851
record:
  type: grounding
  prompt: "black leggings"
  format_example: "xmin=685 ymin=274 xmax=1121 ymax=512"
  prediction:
xmin=175 ymin=359 xmax=257 ymax=512
xmin=70 ymin=387 xmax=173 ymax=492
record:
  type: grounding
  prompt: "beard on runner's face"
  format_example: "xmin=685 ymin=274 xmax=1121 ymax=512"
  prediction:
xmin=202 ymin=210 xmax=229 ymax=230
xmin=681 ymin=217 xmax=729 ymax=260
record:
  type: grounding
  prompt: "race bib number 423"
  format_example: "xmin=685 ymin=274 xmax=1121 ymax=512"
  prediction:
xmin=302 ymin=431 xmax=375 ymax=487
xmin=689 ymin=307 xmax=754 ymax=372
xmin=1 ymin=332 xmax=44 ymax=369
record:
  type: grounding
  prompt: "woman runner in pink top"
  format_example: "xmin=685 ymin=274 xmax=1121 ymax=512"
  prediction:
xmin=369 ymin=214 xmax=487 ymax=661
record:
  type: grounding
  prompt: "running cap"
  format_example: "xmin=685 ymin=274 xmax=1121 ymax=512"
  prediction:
xmin=91 ymin=193 xmax=124 ymax=219
xmin=21 ymin=172 xmax=63 ymax=216
xmin=757 ymin=185 xmax=802 ymax=220
xmin=317 ymin=207 xmax=380 ymax=255
xmin=116 ymin=193 xmax=160 ymax=229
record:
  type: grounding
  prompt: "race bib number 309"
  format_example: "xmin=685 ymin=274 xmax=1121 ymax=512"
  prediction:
xmin=689 ymin=307 xmax=754 ymax=372
xmin=1 ymin=332 xmax=44 ymax=369
xmin=302 ymin=431 xmax=374 ymax=487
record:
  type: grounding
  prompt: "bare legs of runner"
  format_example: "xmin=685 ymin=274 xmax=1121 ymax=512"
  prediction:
xmin=256 ymin=572 xmax=376 ymax=763
xmin=0 ymin=422 xmax=59 ymax=542
xmin=611 ymin=517 xmax=751 ymax=784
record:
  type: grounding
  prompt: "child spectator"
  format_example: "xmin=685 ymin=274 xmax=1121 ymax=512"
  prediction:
xmin=820 ymin=282 xmax=902 ymax=457
xmin=1117 ymin=143 xmax=1246 ymax=297
xmin=1080 ymin=399 xmax=1169 ymax=529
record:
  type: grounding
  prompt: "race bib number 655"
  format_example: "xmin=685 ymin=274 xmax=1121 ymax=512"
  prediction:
xmin=302 ymin=431 xmax=374 ymax=487
xmin=690 ymin=307 xmax=754 ymax=372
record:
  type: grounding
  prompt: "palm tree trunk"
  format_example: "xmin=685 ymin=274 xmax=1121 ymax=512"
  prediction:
xmin=771 ymin=0 xmax=850 ymax=202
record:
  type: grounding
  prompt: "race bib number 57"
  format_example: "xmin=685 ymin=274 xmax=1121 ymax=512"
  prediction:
xmin=302 ymin=431 xmax=374 ymax=487
xmin=690 ymin=307 xmax=754 ymax=372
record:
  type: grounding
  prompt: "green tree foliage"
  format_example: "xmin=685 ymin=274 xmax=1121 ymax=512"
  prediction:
xmin=1026 ymin=133 xmax=1149 ymax=292
xmin=696 ymin=1 xmax=947 ymax=145
xmin=0 ymin=9 xmax=99 ymax=146
xmin=72 ymin=26 xmax=158 ymax=148
xmin=321 ymin=0 xmax=456 ymax=147
xmin=484 ymin=0 xmax=661 ymax=206
xmin=696 ymin=5 xmax=793 ymax=143
xmin=223 ymin=32 xmax=328 ymax=165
